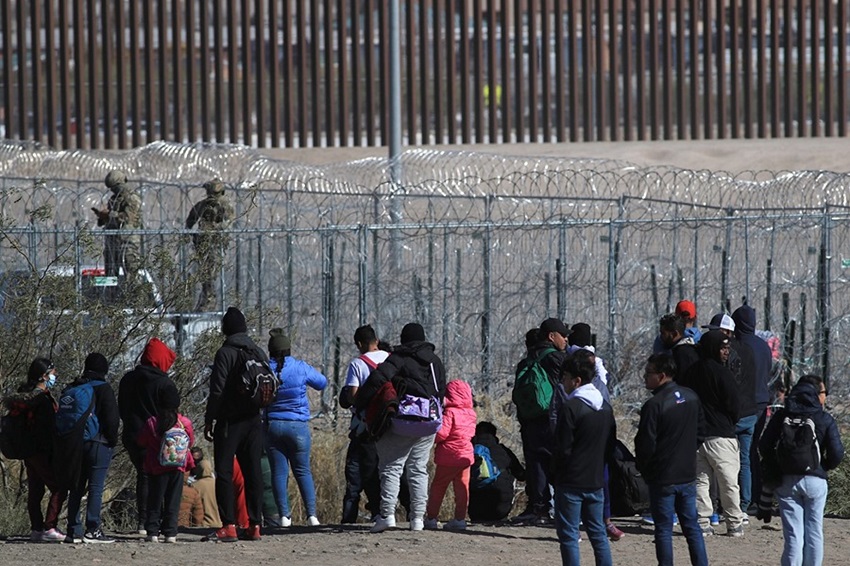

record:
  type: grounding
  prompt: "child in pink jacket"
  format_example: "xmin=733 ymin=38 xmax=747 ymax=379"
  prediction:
xmin=425 ymin=380 xmax=477 ymax=530
xmin=137 ymin=404 xmax=195 ymax=543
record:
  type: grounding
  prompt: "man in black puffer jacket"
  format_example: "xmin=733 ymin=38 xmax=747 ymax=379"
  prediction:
xmin=203 ymin=306 xmax=268 ymax=542
xmin=354 ymin=322 xmax=446 ymax=533
xmin=118 ymin=337 xmax=180 ymax=534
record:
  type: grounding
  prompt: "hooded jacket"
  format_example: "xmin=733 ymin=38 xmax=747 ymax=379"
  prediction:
xmin=759 ymin=381 xmax=844 ymax=481
xmin=265 ymin=356 xmax=328 ymax=422
xmin=204 ymin=332 xmax=268 ymax=423
xmin=732 ymin=304 xmax=773 ymax=407
xmin=433 ymin=380 xmax=477 ymax=467
xmin=192 ymin=458 xmax=222 ymax=527
xmin=69 ymin=370 xmax=120 ymax=447
xmin=635 ymin=381 xmax=705 ymax=486
xmin=550 ymin=383 xmax=616 ymax=490
xmin=2 ymin=383 xmax=58 ymax=454
xmin=678 ymin=331 xmax=739 ymax=438
xmin=118 ymin=338 xmax=180 ymax=445
xmin=354 ymin=340 xmax=447 ymax=413
xmin=670 ymin=336 xmax=700 ymax=383
xmin=468 ymin=427 xmax=526 ymax=521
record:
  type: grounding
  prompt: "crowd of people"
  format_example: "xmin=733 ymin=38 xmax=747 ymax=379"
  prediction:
xmin=1 ymin=300 xmax=844 ymax=566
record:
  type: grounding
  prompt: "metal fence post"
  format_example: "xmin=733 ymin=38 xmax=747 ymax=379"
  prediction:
xmin=607 ymin=220 xmax=617 ymax=370
xmin=820 ymin=207 xmax=831 ymax=385
xmin=257 ymin=233 xmax=263 ymax=332
xmin=358 ymin=224 xmax=367 ymax=326
xmin=482 ymin=217 xmax=492 ymax=392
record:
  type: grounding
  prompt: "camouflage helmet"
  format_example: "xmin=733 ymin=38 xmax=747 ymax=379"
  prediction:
xmin=203 ymin=179 xmax=225 ymax=195
xmin=105 ymin=170 xmax=128 ymax=189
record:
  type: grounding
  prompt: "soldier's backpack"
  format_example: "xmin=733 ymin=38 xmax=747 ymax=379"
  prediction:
xmin=776 ymin=414 xmax=821 ymax=475
xmin=55 ymin=382 xmax=99 ymax=441
xmin=240 ymin=349 xmax=281 ymax=408
xmin=471 ymin=443 xmax=501 ymax=488
xmin=512 ymin=347 xmax=557 ymax=420
xmin=158 ymin=419 xmax=191 ymax=468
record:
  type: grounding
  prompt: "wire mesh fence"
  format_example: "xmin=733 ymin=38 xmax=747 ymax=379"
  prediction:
xmin=2 ymin=143 xmax=850 ymax=425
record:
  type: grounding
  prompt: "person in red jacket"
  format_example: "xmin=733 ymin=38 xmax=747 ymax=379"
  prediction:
xmin=424 ymin=380 xmax=477 ymax=531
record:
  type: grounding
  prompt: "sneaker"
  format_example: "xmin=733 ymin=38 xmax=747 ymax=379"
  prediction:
xmin=163 ymin=536 xmax=177 ymax=543
xmin=30 ymin=530 xmax=44 ymax=542
xmin=238 ymin=524 xmax=261 ymax=541
xmin=726 ymin=524 xmax=745 ymax=537
xmin=512 ymin=510 xmax=538 ymax=523
xmin=280 ymin=516 xmax=292 ymax=528
xmin=137 ymin=524 xmax=147 ymax=536
xmin=742 ymin=516 xmax=750 ymax=526
xmin=214 ymin=524 xmax=239 ymax=543
xmin=410 ymin=518 xmax=424 ymax=531
xmin=83 ymin=529 xmax=115 ymax=544
xmin=709 ymin=513 xmax=720 ymax=526
xmin=701 ymin=525 xmax=715 ymax=537
xmin=307 ymin=516 xmax=320 ymax=527
xmin=370 ymin=515 xmax=396 ymax=533
xmin=42 ymin=528 xmax=66 ymax=542
xmin=443 ymin=519 xmax=467 ymax=531
xmin=64 ymin=534 xmax=83 ymax=544
xmin=640 ymin=515 xmax=654 ymax=526
xmin=145 ymin=535 xmax=159 ymax=543
xmin=423 ymin=517 xmax=440 ymax=530
xmin=606 ymin=523 xmax=625 ymax=541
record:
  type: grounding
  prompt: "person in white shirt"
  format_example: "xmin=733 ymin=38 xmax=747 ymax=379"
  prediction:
xmin=339 ymin=325 xmax=390 ymax=523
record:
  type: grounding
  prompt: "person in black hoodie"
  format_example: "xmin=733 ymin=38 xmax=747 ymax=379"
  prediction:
xmin=732 ymin=301 xmax=774 ymax=515
xmin=2 ymin=358 xmax=68 ymax=542
xmin=678 ymin=329 xmax=745 ymax=537
xmin=203 ymin=306 xmax=267 ymax=542
xmin=354 ymin=322 xmax=446 ymax=533
xmin=64 ymin=353 xmax=120 ymax=544
xmin=659 ymin=313 xmax=700 ymax=383
xmin=759 ymin=375 xmax=843 ymax=566
xmin=635 ymin=353 xmax=708 ymax=566
xmin=468 ymin=421 xmax=526 ymax=522
xmin=118 ymin=337 xmax=180 ymax=535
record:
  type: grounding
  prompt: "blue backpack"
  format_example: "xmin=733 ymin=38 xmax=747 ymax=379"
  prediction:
xmin=471 ymin=443 xmax=501 ymax=488
xmin=56 ymin=382 xmax=100 ymax=441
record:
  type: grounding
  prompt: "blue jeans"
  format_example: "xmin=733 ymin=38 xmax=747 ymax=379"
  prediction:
xmin=67 ymin=441 xmax=113 ymax=536
xmin=553 ymin=485 xmax=611 ymax=566
xmin=648 ymin=482 xmax=708 ymax=566
xmin=776 ymin=474 xmax=828 ymax=566
xmin=266 ymin=419 xmax=317 ymax=517
xmin=736 ymin=414 xmax=758 ymax=511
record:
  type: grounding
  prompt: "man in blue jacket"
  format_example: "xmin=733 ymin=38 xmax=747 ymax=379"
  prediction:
xmin=635 ymin=353 xmax=708 ymax=566
xmin=759 ymin=375 xmax=844 ymax=566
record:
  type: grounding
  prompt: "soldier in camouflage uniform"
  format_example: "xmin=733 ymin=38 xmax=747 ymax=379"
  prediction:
xmin=185 ymin=179 xmax=233 ymax=311
xmin=92 ymin=170 xmax=142 ymax=287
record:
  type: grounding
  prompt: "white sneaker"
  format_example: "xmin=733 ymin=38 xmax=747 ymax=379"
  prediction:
xmin=443 ymin=519 xmax=467 ymax=531
xmin=423 ymin=517 xmax=440 ymax=530
xmin=145 ymin=535 xmax=159 ymax=543
xmin=280 ymin=516 xmax=292 ymax=528
xmin=41 ymin=528 xmax=66 ymax=542
xmin=370 ymin=515 xmax=396 ymax=533
xmin=307 ymin=516 xmax=320 ymax=527
xmin=163 ymin=536 xmax=177 ymax=543
xmin=409 ymin=518 xmax=424 ymax=531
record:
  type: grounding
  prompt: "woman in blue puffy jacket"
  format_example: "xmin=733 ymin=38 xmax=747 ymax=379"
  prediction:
xmin=263 ymin=329 xmax=328 ymax=527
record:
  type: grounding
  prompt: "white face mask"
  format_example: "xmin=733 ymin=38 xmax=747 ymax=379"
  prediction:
xmin=45 ymin=373 xmax=57 ymax=389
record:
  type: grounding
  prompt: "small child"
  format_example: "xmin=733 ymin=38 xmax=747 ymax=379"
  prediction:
xmin=137 ymin=402 xmax=195 ymax=543
xmin=424 ymin=380 xmax=477 ymax=530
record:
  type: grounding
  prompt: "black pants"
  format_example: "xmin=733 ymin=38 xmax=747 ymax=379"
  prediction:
xmin=749 ymin=405 xmax=769 ymax=514
xmin=341 ymin=435 xmax=381 ymax=523
xmin=124 ymin=440 xmax=149 ymax=526
xmin=520 ymin=417 xmax=554 ymax=515
xmin=145 ymin=470 xmax=183 ymax=537
xmin=214 ymin=415 xmax=264 ymax=526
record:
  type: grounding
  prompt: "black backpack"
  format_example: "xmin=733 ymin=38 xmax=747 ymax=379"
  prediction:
xmin=240 ymin=349 xmax=281 ymax=408
xmin=776 ymin=414 xmax=821 ymax=475
xmin=608 ymin=440 xmax=650 ymax=516
xmin=0 ymin=409 xmax=38 ymax=460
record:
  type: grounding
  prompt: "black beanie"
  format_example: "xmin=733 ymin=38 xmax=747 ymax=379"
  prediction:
xmin=222 ymin=306 xmax=247 ymax=336
xmin=84 ymin=352 xmax=110 ymax=379
xmin=268 ymin=328 xmax=291 ymax=353
xmin=400 ymin=322 xmax=425 ymax=344
xmin=570 ymin=323 xmax=592 ymax=348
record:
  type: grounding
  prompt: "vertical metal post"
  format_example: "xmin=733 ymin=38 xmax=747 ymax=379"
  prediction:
xmin=482 ymin=212 xmax=492 ymax=392
xmin=799 ymin=292 xmax=807 ymax=367
xmin=388 ymin=0 xmax=402 ymax=181
xmin=692 ymin=229 xmax=699 ymax=303
xmin=557 ymin=222 xmax=566 ymax=320
xmin=744 ymin=216 xmax=750 ymax=299
xmin=765 ymin=259 xmax=773 ymax=331
xmin=441 ymin=228 xmax=449 ymax=356
xmin=321 ymin=233 xmax=332 ymax=382
xmin=286 ymin=190 xmax=294 ymax=332
xmin=358 ymin=225 xmax=367 ymax=326
xmin=607 ymin=221 xmax=617 ymax=368
xmin=651 ymin=264 xmax=659 ymax=319
xmin=820 ymin=208 xmax=831 ymax=385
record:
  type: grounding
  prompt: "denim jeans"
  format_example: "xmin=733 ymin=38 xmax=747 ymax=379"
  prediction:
xmin=553 ymin=485 xmax=611 ymax=566
xmin=67 ymin=441 xmax=113 ymax=537
xmin=776 ymin=474 xmax=828 ymax=566
xmin=736 ymin=414 xmax=759 ymax=512
xmin=266 ymin=419 xmax=317 ymax=517
xmin=648 ymin=482 xmax=709 ymax=566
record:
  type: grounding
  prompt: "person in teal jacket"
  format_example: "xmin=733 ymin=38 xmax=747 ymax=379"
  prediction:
xmin=263 ymin=328 xmax=327 ymax=526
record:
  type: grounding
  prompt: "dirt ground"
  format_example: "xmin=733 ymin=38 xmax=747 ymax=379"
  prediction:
xmin=2 ymin=515 xmax=847 ymax=566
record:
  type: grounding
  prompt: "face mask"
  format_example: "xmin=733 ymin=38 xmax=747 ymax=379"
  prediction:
xmin=45 ymin=374 xmax=57 ymax=389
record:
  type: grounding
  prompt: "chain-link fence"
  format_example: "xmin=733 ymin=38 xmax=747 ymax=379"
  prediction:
xmin=2 ymin=143 xmax=850 ymax=422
